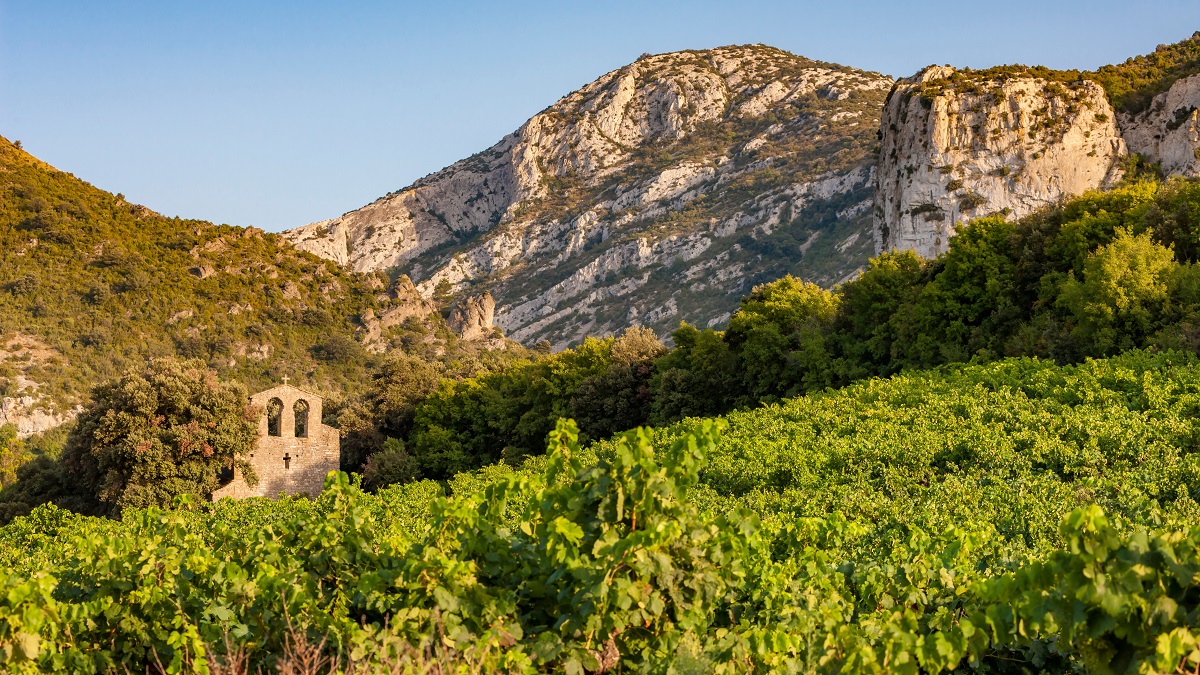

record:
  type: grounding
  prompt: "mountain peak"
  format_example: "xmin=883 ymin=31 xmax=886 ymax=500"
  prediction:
xmin=284 ymin=46 xmax=892 ymax=347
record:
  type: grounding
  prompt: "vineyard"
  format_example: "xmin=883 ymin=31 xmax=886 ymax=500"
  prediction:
xmin=2 ymin=351 xmax=1200 ymax=672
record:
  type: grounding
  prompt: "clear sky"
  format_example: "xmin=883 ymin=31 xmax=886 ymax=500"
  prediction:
xmin=3 ymin=1 xmax=1199 ymax=232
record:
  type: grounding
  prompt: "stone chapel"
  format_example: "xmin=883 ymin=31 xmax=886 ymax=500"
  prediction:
xmin=211 ymin=380 xmax=340 ymax=500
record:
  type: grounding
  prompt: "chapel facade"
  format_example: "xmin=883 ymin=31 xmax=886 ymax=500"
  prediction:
xmin=211 ymin=381 xmax=340 ymax=500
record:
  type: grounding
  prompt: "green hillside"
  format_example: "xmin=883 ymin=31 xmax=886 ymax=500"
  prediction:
xmin=0 ymin=135 xmax=526 ymax=430
xmin=0 ymin=135 xmax=381 ymax=408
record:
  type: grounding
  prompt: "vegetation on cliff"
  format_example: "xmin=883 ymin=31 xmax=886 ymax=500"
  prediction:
xmin=1091 ymin=31 xmax=1200 ymax=114
xmin=907 ymin=32 xmax=1200 ymax=117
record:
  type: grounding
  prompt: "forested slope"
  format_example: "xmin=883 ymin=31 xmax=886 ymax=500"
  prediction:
xmin=0 ymin=135 xmax=526 ymax=441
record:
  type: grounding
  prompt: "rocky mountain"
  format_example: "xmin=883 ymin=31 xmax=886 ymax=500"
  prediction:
xmin=287 ymin=45 xmax=893 ymax=347
xmin=1121 ymin=73 xmax=1200 ymax=176
xmin=874 ymin=33 xmax=1200 ymax=258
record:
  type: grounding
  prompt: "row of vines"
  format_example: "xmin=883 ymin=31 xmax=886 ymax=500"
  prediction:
xmin=1 ymin=350 xmax=1199 ymax=672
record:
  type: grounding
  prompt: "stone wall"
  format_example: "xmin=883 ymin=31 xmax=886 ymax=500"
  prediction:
xmin=212 ymin=383 xmax=340 ymax=500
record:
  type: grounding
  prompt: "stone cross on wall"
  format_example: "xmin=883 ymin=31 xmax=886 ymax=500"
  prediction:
xmin=283 ymin=452 xmax=291 ymax=470
xmin=282 ymin=375 xmax=290 ymax=386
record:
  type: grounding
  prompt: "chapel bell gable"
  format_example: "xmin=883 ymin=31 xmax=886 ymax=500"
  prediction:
xmin=212 ymin=378 xmax=341 ymax=501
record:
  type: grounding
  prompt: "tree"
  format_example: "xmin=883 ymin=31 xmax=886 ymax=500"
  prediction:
xmin=892 ymin=215 xmax=1021 ymax=367
xmin=570 ymin=326 xmax=668 ymax=439
xmin=725 ymin=276 xmax=839 ymax=400
xmin=828 ymin=250 xmax=924 ymax=383
xmin=337 ymin=354 xmax=445 ymax=471
xmin=361 ymin=437 xmax=418 ymax=491
xmin=0 ymin=424 xmax=27 ymax=488
xmin=1059 ymin=228 xmax=1178 ymax=355
xmin=60 ymin=357 xmax=259 ymax=513
xmin=313 ymin=334 xmax=363 ymax=363
xmin=433 ymin=278 xmax=454 ymax=306
xmin=650 ymin=323 xmax=741 ymax=425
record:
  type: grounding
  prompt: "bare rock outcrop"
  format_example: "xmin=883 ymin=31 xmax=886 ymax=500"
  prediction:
xmin=0 ymin=335 xmax=78 ymax=438
xmin=874 ymin=66 xmax=1126 ymax=257
xmin=286 ymin=45 xmax=893 ymax=346
xmin=1120 ymin=74 xmax=1200 ymax=176
xmin=448 ymin=293 xmax=497 ymax=341
xmin=0 ymin=395 xmax=76 ymax=438
xmin=356 ymin=275 xmax=439 ymax=350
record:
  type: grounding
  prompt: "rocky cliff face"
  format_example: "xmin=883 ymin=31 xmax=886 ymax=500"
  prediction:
xmin=0 ymin=335 xmax=77 ymax=439
xmin=447 ymin=293 xmax=497 ymax=341
xmin=287 ymin=45 xmax=892 ymax=347
xmin=1121 ymin=74 xmax=1200 ymax=177
xmin=874 ymin=66 xmax=1126 ymax=257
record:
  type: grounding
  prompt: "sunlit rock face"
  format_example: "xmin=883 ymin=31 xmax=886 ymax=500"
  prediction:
xmin=285 ymin=45 xmax=893 ymax=347
xmin=1121 ymin=73 xmax=1200 ymax=178
xmin=874 ymin=66 xmax=1126 ymax=258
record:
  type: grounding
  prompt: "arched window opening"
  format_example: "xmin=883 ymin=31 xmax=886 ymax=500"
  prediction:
xmin=293 ymin=399 xmax=310 ymax=438
xmin=267 ymin=398 xmax=283 ymax=437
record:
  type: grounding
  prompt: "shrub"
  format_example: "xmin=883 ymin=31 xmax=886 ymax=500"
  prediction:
xmin=59 ymin=357 xmax=258 ymax=513
xmin=361 ymin=437 xmax=418 ymax=491
xmin=958 ymin=192 xmax=987 ymax=210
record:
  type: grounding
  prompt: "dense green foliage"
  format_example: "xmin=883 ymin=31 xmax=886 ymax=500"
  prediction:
xmin=3 ymin=352 xmax=1200 ymax=672
xmin=59 ymin=357 xmax=259 ymax=514
xmin=348 ymin=178 xmax=1200 ymax=484
xmin=0 ymin=359 xmax=262 ymax=520
xmin=343 ymin=328 xmax=665 ymax=481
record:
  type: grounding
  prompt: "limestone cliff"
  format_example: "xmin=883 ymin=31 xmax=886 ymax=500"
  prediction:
xmin=287 ymin=45 xmax=893 ymax=347
xmin=1121 ymin=74 xmax=1200 ymax=176
xmin=447 ymin=293 xmax=497 ymax=341
xmin=874 ymin=66 xmax=1126 ymax=257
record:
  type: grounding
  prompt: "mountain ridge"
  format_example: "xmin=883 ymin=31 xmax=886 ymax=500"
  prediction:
xmin=285 ymin=44 xmax=893 ymax=347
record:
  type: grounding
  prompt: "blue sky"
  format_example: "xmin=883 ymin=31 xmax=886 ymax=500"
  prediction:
xmin=3 ymin=1 xmax=1199 ymax=232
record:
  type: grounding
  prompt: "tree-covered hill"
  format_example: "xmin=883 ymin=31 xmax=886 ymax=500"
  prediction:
xmin=0 ymin=135 xmax=521 ymax=439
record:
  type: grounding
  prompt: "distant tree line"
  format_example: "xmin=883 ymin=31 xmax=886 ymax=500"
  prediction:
xmin=344 ymin=177 xmax=1200 ymax=487
xmin=9 ymin=176 xmax=1200 ymax=516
